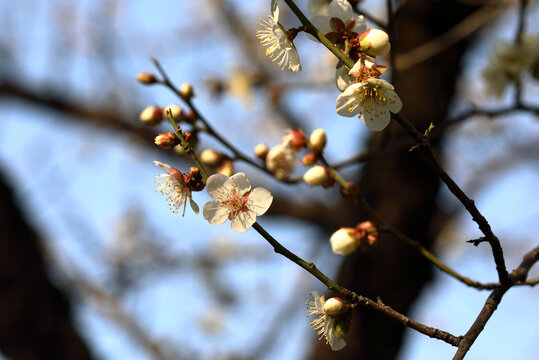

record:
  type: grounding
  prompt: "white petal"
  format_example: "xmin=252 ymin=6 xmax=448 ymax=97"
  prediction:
xmin=230 ymin=210 xmax=256 ymax=232
xmin=189 ymin=196 xmax=199 ymax=215
xmin=154 ymin=161 xmax=176 ymax=176
xmin=246 ymin=187 xmax=273 ymax=215
xmin=329 ymin=0 xmax=353 ymax=21
xmin=206 ymin=174 xmax=229 ymax=199
xmin=271 ymin=0 xmax=279 ymax=20
xmin=287 ymin=48 xmax=302 ymax=71
xmin=203 ymin=200 xmax=229 ymax=224
xmin=386 ymin=90 xmax=403 ymax=113
xmin=352 ymin=14 xmax=367 ymax=34
xmin=335 ymin=83 xmax=363 ymax=117
xmin=336 ymin=66 xmax=354 ymax=91
xmin=228 ymin=172 xmax=251 ymax=195
xmin=329 ymin=334 xmax=347 ymax=351
xmin=362 ymin=106 xmax=391 ymax=132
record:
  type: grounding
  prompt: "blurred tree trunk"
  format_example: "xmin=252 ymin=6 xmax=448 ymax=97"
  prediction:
xmin=0 ymin=169 xmax=93 ymax=360
xmin=312 ymin=1 xmax=484 ymax=359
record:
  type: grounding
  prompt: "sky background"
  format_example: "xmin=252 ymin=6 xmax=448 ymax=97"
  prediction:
xmin=0 ymin=0 xmax=538 ymax=359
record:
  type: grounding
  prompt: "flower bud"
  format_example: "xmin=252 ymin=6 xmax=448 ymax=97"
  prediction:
xmin=200 ymin=149 xmax=225 ymax=167
xmin=154 ymin=132 xmax=180 ymax=149
xmin=323 ymin=297 xmax=347 ymax=317
xmin=301 ymin=152 xmax=317 ymax=166
xmin=303 ymin=165 xmax=331 ymax=186
xmin=165 ymin=104 xmax=185 ymax=123
xmin=139 ymin=106 xmax=164 ymax=126
xmin=254 ymin=143 xmax=269 ymax=160
xmin=358 ymin=29 xmax=391 ymax=56
xmin=330 ymin=228 xmax=360 ymax=255
xmin=309 ymin=128 xmax=327 ymax=153
xmin=136 ymin=72 xmax=158 ymax=85
xmin=284 ymin=129 xmax=307 ymax=151
xmin=218 ymin=159 xmax=234 ymax=177
xmin=180 ymin=82 xmax=195 ymax=99
xmin=356 ymin=221 xmax=379 ymax=250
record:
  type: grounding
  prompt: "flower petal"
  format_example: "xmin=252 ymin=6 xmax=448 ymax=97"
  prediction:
xmin=228 ymin=172 xmax=251 ymax=195
xmin=336 ymin=66 xmax=354 ymax=91
xmin=154 ymin=161 xmax=176 ymax=176
xmin=271 ymin=0 xmax=279 ymax=20
xmin=246 ymin=187 xmax=273 ymax=216
xmin=206 ymin=174 xmax=229 ymax=199
xmin=362 ymin=106 xmax=391 ymax=132
xmin=335 ymin=83 xmax=363 ymax=117
xmin=203 ymin=200 xmax=229 ymax=224
xmin=189 ymin=196 xmax=200 ymax=215
xmin=386 ymin=90 xmax=403 ymax=113
xmin=329 ymin=0 xmax=353 ymax=21
xmin=352 ymin=14 xmax=367 ymax=34
xmin=230 ymin=210 xmax=256 ymax=232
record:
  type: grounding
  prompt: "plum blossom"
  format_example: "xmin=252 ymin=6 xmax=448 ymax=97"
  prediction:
xmin=203 ymin=173 xmax=273 ymax=232
xmin=336 ymin=77 xmax=402 ymax=131
xmin=309 ymin=0 xmax=366 ymax=45
xmin=154 ymin=161 xmax=199 ymax=216
xmin=256 ymin=0 xmax=301 ymax=71
xmin=306 ymin=291 xmax=347 ymax=351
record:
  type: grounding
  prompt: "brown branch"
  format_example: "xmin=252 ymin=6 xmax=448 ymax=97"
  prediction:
xmin=453 ymin=245 xmax=539 ymax=359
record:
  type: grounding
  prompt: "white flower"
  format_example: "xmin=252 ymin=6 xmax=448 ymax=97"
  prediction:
xmin=203 ymin=173 xmax=273 ymax=232
xmin=154 ymin=161 xmax=199 ymax=216
xmin=310 ymin=0 xmax=366 ymax=40
xmin=256 ymin=0 xmax=301 ymax=71
xmin=357 ymin=29 xmax=391 ymax=56
xmin=306 ymin=291 xmax=347 ymax=351
xmin=336 ymin=78 xmax=402 ymax=131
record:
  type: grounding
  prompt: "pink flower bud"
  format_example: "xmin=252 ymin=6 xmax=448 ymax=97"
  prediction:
xmin=323 ymin=297 xmax=347 ymax=317
xmin=286 ymin=129 xmax=307 ymax=151
xmin=154 ymin=132 xmax=180 ymax=149
xmin=136 ymin=72 xmax=157 ymax=85
xmin=139 ymin=106 xmax=164 ymax=126
xmin=218 ymin=159 xmax=234 ymax=177
xmin=301 ymin=152 xmax=317 ymax=166
xmin=356 ymin=221 xmax=379 ymax=250
xmin=309 ymin=128 xmax=327 ymax=153
xmin=254 ymin=143 xmax=269 ymax=159
xmin=358 ymin=29 xmax=391 ymax=56
xmin=180 ymin=82 xmax=195 ymax=99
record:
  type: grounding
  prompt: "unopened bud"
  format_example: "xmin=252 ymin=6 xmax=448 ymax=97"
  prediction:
xmin=287 ymin=129 xmax=307 ymax=151
xmin=330 ymin=228 xmax=360 ymax=255
xmin=188 ymin=167 xmax=205 ymax=191
xmin=166 ymin=104 xmax=185 ymax=122
xmin=200 ymin=149 xmax=225 ymax=167
xmin=356 ymin=221 xmax=379 ymax=250
xmin=301 ymin=152 xmax=318 ymax=166
xmin=303 ymin=165 xmax=332 ymax=187
xmin=139 ymin=106 xmax=164 ymax=126
xmin=180 ymin=82 xmax=195 ymax=99
xmin=136 ymin=72 xmax=158 ymax=85
xmin=218 ymin=159 xmax=234 ymax=177
xmin=254 ymin=143 xmax=269 ymax=160
xmin=358 ymin=29 xmax=391 ymax=56
xmin=309 ymin=129 xmax=327 ymax=153
xmin=154 ymin=132 xmax=180 ymax=149
xmin=323 ymin=297 xmax=347 ymax=316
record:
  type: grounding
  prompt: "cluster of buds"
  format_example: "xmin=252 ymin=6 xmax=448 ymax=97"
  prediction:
xmin=302 ymin=128 xmax=327 ymax=166
xmin=200 ymin=149 xmax=234 ymax=176
xmin=330 ymin=221 xmax=379 ymax=255
xmin=262 ymin=129 xmax=307 ymax=180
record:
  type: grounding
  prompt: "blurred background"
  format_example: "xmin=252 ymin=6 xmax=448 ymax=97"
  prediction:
xmin=0 ymin=0 xmax=538 ymax=359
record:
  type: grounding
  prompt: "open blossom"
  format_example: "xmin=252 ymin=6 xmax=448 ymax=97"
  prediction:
xmin=309 ymin=0 xmax=366 ymax=45
xmin=306 ymin=291 xmax=347 ymax=351
xmin=336 ymin=78 xmax=402 ymax=131
xmin=256 ymin=0 xmax=301 ymax=71
xmin=203 ymin=173 xmax=273 ymax=232
xmin=154 ymin=161 xmax=199 ymax=216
